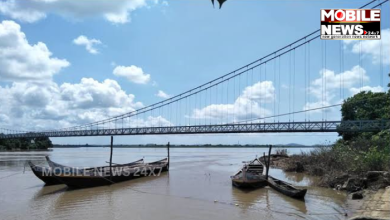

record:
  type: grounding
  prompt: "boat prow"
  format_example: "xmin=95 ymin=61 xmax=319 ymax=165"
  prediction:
xmin=28 ymin=161 xmax=64 ymax=186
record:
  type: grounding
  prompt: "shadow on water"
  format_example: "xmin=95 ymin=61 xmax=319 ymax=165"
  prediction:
xmin=232 ymin=186 xmax=308 ymax=215
xmin=32 ymin=184 xmax=68 ymax=198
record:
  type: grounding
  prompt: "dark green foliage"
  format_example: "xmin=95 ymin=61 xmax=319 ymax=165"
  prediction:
xmin=339 ymin=91 xmax=390 ymax=140
xmin=291 ymin=87 xmax=390 ymax=179
xmin=336 ymin=88 xmax=390 ymax=172
xmin=0 ymin=136 xmax=52 ymax=150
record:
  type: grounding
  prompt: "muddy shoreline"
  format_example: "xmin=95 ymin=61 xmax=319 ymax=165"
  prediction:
xmin=264 ymin=155 xmax=390 ymax=219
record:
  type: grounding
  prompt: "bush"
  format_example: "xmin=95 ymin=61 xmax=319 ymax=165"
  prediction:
xmin=275 ymin=148 xmax=288 ymax=156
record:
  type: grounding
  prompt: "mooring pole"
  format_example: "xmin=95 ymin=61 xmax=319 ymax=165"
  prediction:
xmin=263 ymin=152 xmax=267 ymax=175
xmin=265 ymin=145 xmax=273 ymax=180
xmin=110 ymin=136 xmax=113 ymax=181
xmin=167 ymin=142 xmax=170 ymax=170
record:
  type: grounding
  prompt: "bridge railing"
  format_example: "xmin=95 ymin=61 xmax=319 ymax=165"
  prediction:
xmin=1 ymin=120 xmax=389 ymax=139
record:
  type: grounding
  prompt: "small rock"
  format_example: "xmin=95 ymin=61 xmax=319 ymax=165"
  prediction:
xmin=342 ymin=178 xmax=365 ymax=192
xmin=351 ymin=192 xmax=363 ymax=200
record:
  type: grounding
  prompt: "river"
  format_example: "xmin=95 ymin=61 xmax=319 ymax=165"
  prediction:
xmin=0 ymin=147 xmax=351 ymax=220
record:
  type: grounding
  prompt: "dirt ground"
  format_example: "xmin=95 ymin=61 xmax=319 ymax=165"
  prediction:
xmin=348 ymin=186 xmax=390 ymax=220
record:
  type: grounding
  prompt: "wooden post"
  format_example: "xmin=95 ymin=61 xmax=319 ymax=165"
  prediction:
xmin=167 ymin=142 xmax=170 ymax=170
xmin=109 ymin=136 xmax=113 ymax=181
xmin=263 ymin=152 xmax=267 ymax=175
xmin=265 ymin=145 xmax=272 ymax=180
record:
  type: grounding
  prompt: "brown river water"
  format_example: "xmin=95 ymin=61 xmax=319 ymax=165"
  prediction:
xmin=0 ymin=148 xmax=351 ymax=220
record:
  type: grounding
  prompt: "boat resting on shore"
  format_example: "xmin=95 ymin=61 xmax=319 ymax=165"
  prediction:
xmin=267 ymin=175 xmax=307 ymax=199
xmin=231 ymin=158 xmax=267 ymax=189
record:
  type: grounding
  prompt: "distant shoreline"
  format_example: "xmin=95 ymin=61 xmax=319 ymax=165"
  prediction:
xmin=52 ymin=144 xmax=318 ymax=149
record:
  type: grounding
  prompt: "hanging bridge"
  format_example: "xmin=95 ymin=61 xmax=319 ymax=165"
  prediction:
xmin=1 ymin=0 xmax=389 ymax=139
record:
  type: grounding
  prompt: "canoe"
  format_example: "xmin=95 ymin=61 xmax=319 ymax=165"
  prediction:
xmin=29 ymin=161 xmax=64 ymax=186
xmin=231 ymin=158 xmax=267 ymax=189
xmin=53 ymin=158 xmax=169 ymax=189
xmin=267 ymin=176 xmax=307 ymax=199
xmin=29 ymin=157 xmax=144 ymax=186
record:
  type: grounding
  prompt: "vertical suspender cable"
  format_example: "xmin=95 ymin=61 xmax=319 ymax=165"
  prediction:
xmin=264 ymin=62 xmax=267 ymax=122
xmin=259 ymin=63 xmax=262 ymax=122
xmin=323 ymin=41 xmax=328 ymax=121
xmin=273 ymin=54 xmax=276 ymax=122
xmin=251 ymin=68 xmax=254 ymax=123
xmin=278 ymin=55 xmax=281 ymax=122
xmin=289 ymin=48 xmax=291 ymax=122
xmin=339 ymin=41 xmax=342 ymax=99
xmin=304 ymin=41 xmax=307 ymax=121
xmin=293 ymin=49 xmax=296 ymax=122
xmin=308 ymin=41 xmax=311 ymax=122
xmin=321 ymin=41 xmax=324 ymax=121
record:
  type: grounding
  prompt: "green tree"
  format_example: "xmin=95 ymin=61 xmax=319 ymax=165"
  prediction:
xmin=0 ymin=136 xmax=52 ymax=150
xmin=339 ymin=91 xmax=390 ymax=140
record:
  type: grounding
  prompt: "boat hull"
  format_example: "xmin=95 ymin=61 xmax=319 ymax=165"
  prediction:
xmin=231 ymin=158 xmax=267 ymax=189
xmin=232 ymin=178 xmax=267 ymax=188
xmin=29 ymin=158 xmax=144 ymax=186
xmin=267 ymin=176 xmax=307 ymax=199
xmin=30 ymin=163 xmax=63 ymax=186
xmin=54 ymin=160 xmax=169 ymax=189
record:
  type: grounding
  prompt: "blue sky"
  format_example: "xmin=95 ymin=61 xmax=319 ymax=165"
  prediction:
xmin=0 ymin=0 xmax=389 ymax=145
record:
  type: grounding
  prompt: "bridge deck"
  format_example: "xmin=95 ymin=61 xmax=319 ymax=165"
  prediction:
xmin=1 ymin=120 xmax=389 ymax=139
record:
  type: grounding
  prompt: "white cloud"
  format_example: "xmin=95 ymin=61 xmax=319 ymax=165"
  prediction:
xmin=344 ymin=29 xmax=390 ymax=65
xmin=0 ymin=0 xmax=150 ymax=24
xmin=73 ymin=35 xmax=102 ymax=54
xmin=304 ymin=65 xmax=382 ymax=113
xmin=60 ymin=78 xmax=143 ymax=109
xmin=0 ymin=20 xmax=169 ymax=132
xmin=0 ymin=20 xmax=69 ymax=82
xmin=191 ymin=81 xmax=274 ymax=121
xmin=113 ymin=65 xmax=151 ymax=84
xmin=241 ymin=81 xmax=275 ymax=102
xmin=156 ymin=90 xmax=170 ymax=99
xmin=0 ymin=78 xmax=150 ymax=130
xmin=309 ymin=65 xmax=368 ymax=101
xmin=349 ymin=86 xmax=384 ymax=95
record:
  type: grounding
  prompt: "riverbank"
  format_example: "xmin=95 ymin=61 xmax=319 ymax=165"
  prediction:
xmin=268 ymin=151 xmax=390 ymax=219
xmin=270 ymin=154 xmax=390 ymax=191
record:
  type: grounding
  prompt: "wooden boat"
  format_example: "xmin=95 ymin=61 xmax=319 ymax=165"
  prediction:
xmin=29 ymin=157 xmax=144 ymax=186
xmin=231 ymin=158 xmax=267 ymax=189
xmin=53 ymin=158 xmax=169 ymax=189
xmin=29 ymin=161 xmax=64 ymax=186
xmin=267 ymin=175 xmax=307 ymax=199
